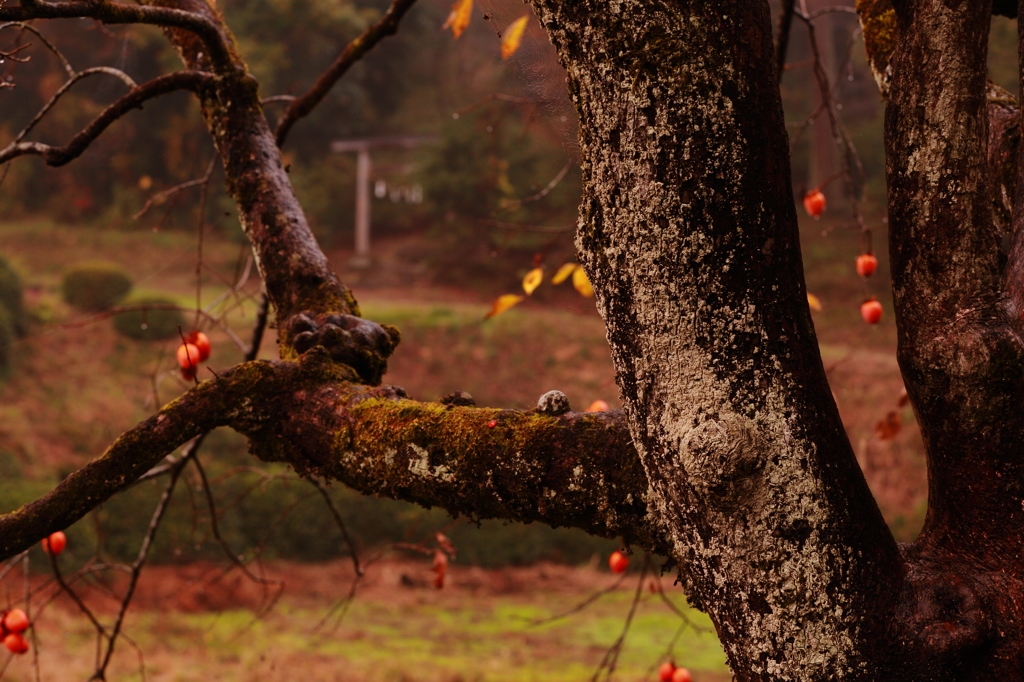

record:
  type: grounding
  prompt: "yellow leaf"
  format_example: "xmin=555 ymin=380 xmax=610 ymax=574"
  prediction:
xmin=522 ymin=267 xmax=543 ymax=295
xmin=572 ymin=266 xmax=594 ymax=297
xmin=551 ymin=262 xmax=577 ymax=285
xmin=442 ymin=0 xmax=473 ymax=39
xmin=501 ymin=15 xmax=529 ymax=59
xmin=807 ymin=293 xmax=822 ymax=311
xmin=485 ymin=294 xmax=524 ymax=319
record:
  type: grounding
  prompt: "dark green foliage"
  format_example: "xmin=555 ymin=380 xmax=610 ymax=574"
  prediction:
xmin=112 ymin=292 xmax=186 ymax=341
xmin=62 ymin=262 xmax=133 ymax=311
xmin=0 ymin=256 xmax=26 ymax=337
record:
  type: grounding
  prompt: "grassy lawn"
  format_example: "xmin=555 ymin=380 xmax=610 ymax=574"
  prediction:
xmin=5 ymin=562 xmax=729 ymax=682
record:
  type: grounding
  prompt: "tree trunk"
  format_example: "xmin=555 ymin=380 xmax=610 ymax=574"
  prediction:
xmin=527 ymin=2 xmax=901 ymax=679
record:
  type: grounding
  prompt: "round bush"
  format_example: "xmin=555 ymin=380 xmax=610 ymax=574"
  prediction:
xmin=61 ymin=262 xmax=132 ymax=311
xmin=112 ymin=293 xmax=186 ymax=341
xmin=0 ymin=256 xmax=25 ymax=337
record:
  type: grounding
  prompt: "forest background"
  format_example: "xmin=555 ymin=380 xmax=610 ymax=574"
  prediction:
xmin=0 ymin=0 xmax=1018 ymax=679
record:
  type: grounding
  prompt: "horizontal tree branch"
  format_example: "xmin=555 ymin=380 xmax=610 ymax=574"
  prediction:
xmin=0 ymin=70 xmax=213 ymax=167
xmin=0 ymin=0 xmax=234 ymax=71
xmin=274 ymin=0 xmax=419 ymax=147
xmin=0 ymin=354 xmax=666 ymax=562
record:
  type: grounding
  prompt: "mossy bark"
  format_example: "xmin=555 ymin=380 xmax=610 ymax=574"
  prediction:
xmin=0 ymin=358 xmax=665 ymax=560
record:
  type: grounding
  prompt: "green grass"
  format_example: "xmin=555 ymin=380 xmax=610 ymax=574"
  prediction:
xmin=17 ymin=580 xmax=728 ymax=682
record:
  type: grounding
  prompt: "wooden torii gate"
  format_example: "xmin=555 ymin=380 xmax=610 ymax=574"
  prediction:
xmin=330 ymin=135 xmax=435 ymax=267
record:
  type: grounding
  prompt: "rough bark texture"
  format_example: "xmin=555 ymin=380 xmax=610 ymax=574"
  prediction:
xmin=527 ymin=2 xmax=900 ymax=679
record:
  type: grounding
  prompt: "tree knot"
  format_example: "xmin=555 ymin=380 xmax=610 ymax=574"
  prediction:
xmin=680 ymin=413 xmax=765 ymax=512
xmin=896 ymin=568 xmax=996 ymax=674
xmin=287 ymin=311 xmax=400 ymax=385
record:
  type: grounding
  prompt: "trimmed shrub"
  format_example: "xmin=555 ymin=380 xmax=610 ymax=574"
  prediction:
xmin=112 ymin=292 xmax=186 ymax=341
xmin=0 ymin=256 xmax=25 ymax=336
xmin=61 ymin=262 xmax=132 ymax=311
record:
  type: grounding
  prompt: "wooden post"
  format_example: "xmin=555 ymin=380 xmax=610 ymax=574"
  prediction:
xmin=354 ymin=146 xmax=371 ymax=266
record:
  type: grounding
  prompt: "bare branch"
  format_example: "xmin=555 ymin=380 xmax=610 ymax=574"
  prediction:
xmin=133 ymin=155 xmax=215 ymax=220
xmin=93 ymin=442 xmax=191 ymax=681
xmin=0 ymin=22 xmax=73 ymax=76
xmin=0 ymin=70 xmax=213 ymax=167
xmin=0 ymin=41 xmax=28 ymax=62
xmin=0 ymin=1 xmax=234 ymax=71
xmin=260 ymin=94 xmax=295 ymax=106
xmin=501 ymin=160 xmax=573 ymax=208
xmin=274 ymin=0 xmax=419 ymax=147
xmin=13 ymin=66 xmax=138 ymax=147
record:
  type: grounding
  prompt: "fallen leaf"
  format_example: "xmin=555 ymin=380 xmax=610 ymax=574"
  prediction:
xmin=572 ymin=266 xmax=594 ymax=297
xmin=485 ymin=294 xmax=524 ymax=319
xmin=501 ymin=15 xmax=529 ymax=59
xmin=807 ymin=293 xmax=822 ymax=311
xmin=442 ymin=0 xmax=473 ymax=38
xmin=522 ymin=267 xmax=543 ymax=295
xmin=552 ymin=262 xmax=577 ymax=284
xmin=875 ymin=410 xmax=901 ymax=440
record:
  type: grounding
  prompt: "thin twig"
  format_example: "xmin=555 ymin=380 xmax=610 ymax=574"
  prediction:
xmin=13 ymin=67 xmax=137 ymax=146
xmin=308 ymin=479 xmax=363 ymax=576
xmin=0 ymin=71 xmax=213 ymax=167
xmin=93 ymin=448 xmax=192 ymax=681
xmin=274 ymin=0 xmax=420 ymax=146
xmin=133 ymin=156 xmax=216 ymax=220
xmin=0 ymin=22 xmax=73 ymax=76
xmin=795 ymin=4 xmax=867 ymax=231
xmin=190 ymin=457 xmax=285 ymax=619
xmin=523 ymin=574 xmax=628 ymax=626
xmin=502 ymin=160 xmax=572 ymax=207
xmin=590 ymin=555 xmax=649 ymax=681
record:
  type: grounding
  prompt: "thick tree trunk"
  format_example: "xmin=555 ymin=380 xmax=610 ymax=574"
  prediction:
xmin=527 ymin=2 xmax=901 ymax=679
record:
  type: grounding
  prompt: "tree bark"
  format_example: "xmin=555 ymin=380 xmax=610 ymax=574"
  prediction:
xmin=527 ymin=2 xmax=901 ymax=679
